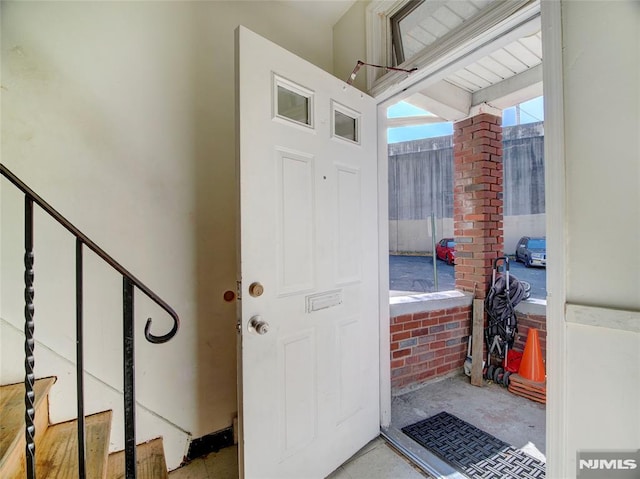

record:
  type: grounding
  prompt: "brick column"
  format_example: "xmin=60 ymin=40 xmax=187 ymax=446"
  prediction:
xmin=453 ymin=113 xmax=503 ymax=299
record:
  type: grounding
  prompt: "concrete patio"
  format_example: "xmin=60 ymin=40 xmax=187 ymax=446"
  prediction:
xmin=328 ymin=370 xmax=545 ymax=478
xmin=385 ymin=370 xmax=545 ymax=477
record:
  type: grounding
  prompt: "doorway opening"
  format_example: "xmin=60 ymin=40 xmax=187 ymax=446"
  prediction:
xmin=374 ymin=3 xmax=549 ymax=475
xmin=383 ymin=97 xmax=547 ymax=476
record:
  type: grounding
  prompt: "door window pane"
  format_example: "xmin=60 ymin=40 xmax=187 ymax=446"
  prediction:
xmin=332 ymin=101 xmax=360 ymax=144
xmin=274 ymin=75 xmax=314 ymax=128
xmin=334 ymin=110 xmax=357 ymax=142
xmin=278 ymin=86 xmax=309 ymax=124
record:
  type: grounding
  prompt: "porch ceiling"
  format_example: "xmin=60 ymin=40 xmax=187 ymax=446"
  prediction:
xmin=398 ymin=0 xmax=543 ymax=121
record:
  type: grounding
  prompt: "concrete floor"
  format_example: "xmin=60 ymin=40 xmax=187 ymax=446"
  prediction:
xmin=327 ymin=438 xmax=430 ymax=479
xmin=384 ymin=371 xmax=546 ymax=477
xmin=169 ymin=439 xmax=430 ymax=479
xmin=391 ymin=372 xmax=546 ymax=456
xmin=171 ymin=371 xmax=545 ymax=478
xmin=168 ymin=446 xmax=238 ymax=478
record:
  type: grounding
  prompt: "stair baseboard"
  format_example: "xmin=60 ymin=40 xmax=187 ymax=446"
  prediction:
xmin=186 ymin=427 xmax=234 ymax=461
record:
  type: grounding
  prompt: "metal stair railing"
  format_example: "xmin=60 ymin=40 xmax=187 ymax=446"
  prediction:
xmin=1 ymin=164 xmax=180 ymax=479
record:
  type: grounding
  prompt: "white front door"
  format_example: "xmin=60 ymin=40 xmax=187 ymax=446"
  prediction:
xmin=236 ymin=26 xmax=380 ymax=479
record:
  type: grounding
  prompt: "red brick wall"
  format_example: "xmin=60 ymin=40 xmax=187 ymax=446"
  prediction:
xmin=513 ymin=311 xmax=547 ymax=360
xmin=453 ymin=113 xmax=504 ymax=299
xmin=390 ymin=306 xmax=472 ymax=391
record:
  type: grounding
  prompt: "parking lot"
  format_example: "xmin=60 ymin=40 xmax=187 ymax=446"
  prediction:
xmin=389 ymin=254 xmax=547 ymax=300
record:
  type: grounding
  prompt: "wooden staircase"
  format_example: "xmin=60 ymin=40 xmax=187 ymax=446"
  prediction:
xmin=0 ymin=377 xmax=212 ymax=478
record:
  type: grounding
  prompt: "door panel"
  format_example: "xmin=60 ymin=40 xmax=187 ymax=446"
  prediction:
xmin=279 ymin=330 xmax=317 ymax=457
xmin=336 ymin=317 xmax=363 ymax=422
xmin=276 ymin=148 xmax=315 ymax=295
xmin=236 ymin=26 xmax=379 ymax=479
xmin=335 ymin=165 xmax=361 ymax=283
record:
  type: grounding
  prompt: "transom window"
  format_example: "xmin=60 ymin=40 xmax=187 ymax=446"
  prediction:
xmin=390 ymin=0 xmax=494 ymax=66
xmin=390 ymin=0 xmax=423 ymax=65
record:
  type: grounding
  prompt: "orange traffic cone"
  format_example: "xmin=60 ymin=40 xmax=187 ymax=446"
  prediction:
xmin=518 ymin=328 xmax=545 ymax=382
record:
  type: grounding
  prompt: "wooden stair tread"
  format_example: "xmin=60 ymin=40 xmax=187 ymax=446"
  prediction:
xmin=11 ymin=410 xmax=113 ymax=479
xmin=0 ymin=377 xmax=56 ymax=475
xmin=107 ymin=437 xmax=168 ymax=479
xmin=2 ymin=378 xmax=172 ymax=478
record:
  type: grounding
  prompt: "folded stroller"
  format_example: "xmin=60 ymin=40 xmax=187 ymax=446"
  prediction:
xmin=483 ymin=256 xmax=530 ymax=386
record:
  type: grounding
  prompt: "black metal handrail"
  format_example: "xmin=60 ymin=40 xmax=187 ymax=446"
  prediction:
xmin=1 ymin=164 xmax=180 ymax=479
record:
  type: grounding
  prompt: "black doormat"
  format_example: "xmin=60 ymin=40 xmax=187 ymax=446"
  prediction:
xmin=402 ymin=411 xmax=545 ymax=479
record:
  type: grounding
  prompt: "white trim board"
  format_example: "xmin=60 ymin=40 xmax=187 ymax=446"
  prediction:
xmin=566 ymin=304 xmax=640 ymax=334
xmin=540 ymin=1 xmax=567 ymax=477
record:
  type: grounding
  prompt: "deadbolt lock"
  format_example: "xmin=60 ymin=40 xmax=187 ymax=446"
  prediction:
xmin=249 ymin=282 xmax=264 ymax=297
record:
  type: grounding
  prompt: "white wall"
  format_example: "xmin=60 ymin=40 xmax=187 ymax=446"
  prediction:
xmin=562 ymin=0 xmax=640 ymax=310
xmin=558 ymin=0 xmax=640 ymax=476
xmin=333 ymin=0 xmax=369 ymax=93
xmin=0 ymin=0 xmax=335 ymax=468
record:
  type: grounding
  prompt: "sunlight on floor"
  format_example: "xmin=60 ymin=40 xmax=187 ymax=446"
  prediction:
xmin=327 ymin=437 xmax=431 ymax=479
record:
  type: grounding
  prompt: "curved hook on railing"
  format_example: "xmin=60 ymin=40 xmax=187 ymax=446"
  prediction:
xmin=138 ymin=285 xmax=180 ymax=344
xmin=144 ymin=309 xmax=180 ymax=344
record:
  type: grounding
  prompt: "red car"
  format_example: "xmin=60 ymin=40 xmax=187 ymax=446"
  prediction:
xmin=436 ymin=238 xmax=456 ymax=265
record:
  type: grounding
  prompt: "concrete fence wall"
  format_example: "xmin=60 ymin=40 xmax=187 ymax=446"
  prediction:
xmin=389 ymin=122 xmax=545 ymax=254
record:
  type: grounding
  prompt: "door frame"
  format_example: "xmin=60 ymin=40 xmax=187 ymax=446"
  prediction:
xmin=377 ymin=104 xmax=392 ymax=429
xmin=373 ymin=2 xmax=566 ymax=475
